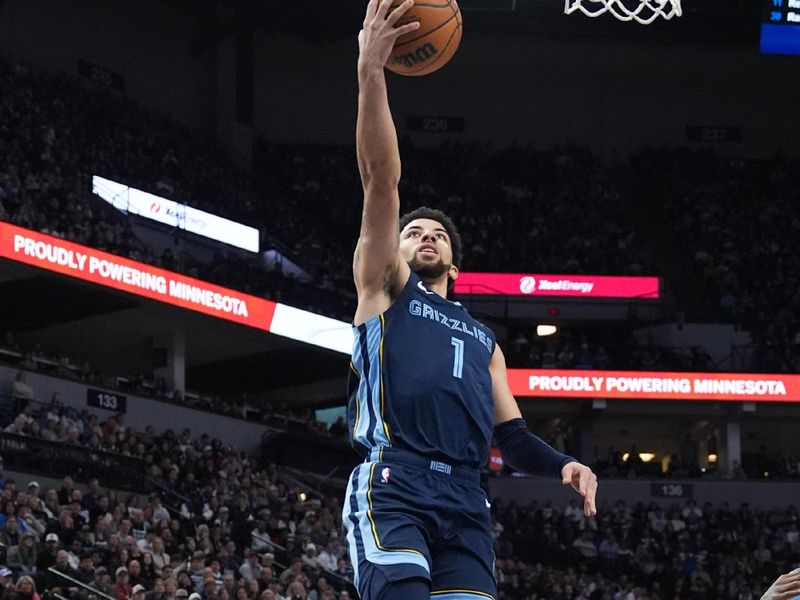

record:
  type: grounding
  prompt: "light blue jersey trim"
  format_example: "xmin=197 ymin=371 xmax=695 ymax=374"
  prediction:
xmin=351 ymin=316 xmax=390 ymax=448
xmin=365 ymin=317 xmax=390 ymax=446
xmin=341 ymin=468 xmax=362 ymax=589
xmin=347 ymin=463 xmax=430 ymax=572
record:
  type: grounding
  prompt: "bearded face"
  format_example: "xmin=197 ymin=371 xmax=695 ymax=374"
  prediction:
xmin=399 ymin=218 xmax=458 ymax=286
xmin=408 ymin=253 xmax=450 ymax=280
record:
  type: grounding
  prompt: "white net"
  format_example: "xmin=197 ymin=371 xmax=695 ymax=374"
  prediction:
xmin=564 ymin=0 xmax=682 ymax=25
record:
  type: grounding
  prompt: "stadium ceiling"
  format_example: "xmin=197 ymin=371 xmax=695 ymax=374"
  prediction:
xmin=0 ymin=259 xmax=348 ymax=408
xmin=191 ymin=0 xmax=758 ymax=47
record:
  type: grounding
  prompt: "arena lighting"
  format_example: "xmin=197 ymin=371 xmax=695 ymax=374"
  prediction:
xmin=536 ymin=324 xmax=558 ymax=337
xmin=708 ymin=453 xmax=718 ymax=463
xmin=298 ymin=492 xmax=308 ymax=502
xmin=622 ymin=452 xmax=656 ymax=463
xmin=92 ymin=175 xmax=260 ymax=252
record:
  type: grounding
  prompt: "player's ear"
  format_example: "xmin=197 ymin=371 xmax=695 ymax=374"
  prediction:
xmin=448 ymin=264 xmax=459 ymax=281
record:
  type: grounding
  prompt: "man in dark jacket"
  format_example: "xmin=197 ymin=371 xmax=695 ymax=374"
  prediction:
xmin=43 ymin=550 xmax=82 ymax=598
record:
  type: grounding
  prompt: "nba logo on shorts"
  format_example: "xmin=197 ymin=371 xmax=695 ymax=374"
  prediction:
xmin=381 ymin=467 xmax=391 ymax=484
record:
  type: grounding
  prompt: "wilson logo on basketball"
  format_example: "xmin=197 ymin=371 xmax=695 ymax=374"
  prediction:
xmin=387 ymin=43 xmax=438 ymax=68
xmin=519 ymin=276 xmax=537 ymax=294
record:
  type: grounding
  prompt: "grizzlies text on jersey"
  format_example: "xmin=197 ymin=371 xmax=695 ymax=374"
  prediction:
xmin=348 ymin=271 xmax=496 ymax=469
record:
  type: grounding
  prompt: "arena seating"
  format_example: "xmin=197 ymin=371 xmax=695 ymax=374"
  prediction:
xmin=0 ymin=413 xmax=795 ymax=600
xmin=0 ymin=58 xmax=651 ymax=321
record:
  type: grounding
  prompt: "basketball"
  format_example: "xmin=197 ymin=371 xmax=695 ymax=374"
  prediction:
xmin=386 ymin=0 xmax=462 ymax=77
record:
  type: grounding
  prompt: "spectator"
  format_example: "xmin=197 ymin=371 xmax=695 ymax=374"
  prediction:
xmin=12 ymin=576 xmax=39 ymax=600
xmin=43 ymin=550 xmax=80 ymax=598
xmin=10 ymin=373 xmax=34 ymax=404
xmin=249 ymin=522 xmax=271 ymax=555
xmin=128 ymin=560 xmax=144 ymax=588
xmin=238 ymin=553 xmax=260 ymax=583
xmin=6 ymin=532 xmax=37 ymax=576
xmin=299 ymin=545 xmax=319 ymax=572
xmin=140 ymin=553 xmax=157 ymax=585
xmin=90 ymin=566 xmax=114 ymax=597
xmin=150 ymin=538 xmax=170 ymax=576
xmin=3 ymin=417 xmax=27 ymax=436
xmin=183 ymin=552 xmax=205 ymax=593
xmin=35 ymin=534 xmax=59 ymax=572
xmin=572 ymin=530 xmax=598 ymax=560
xmin=0 ymin=569 xmax=12 ymax=600
xmin=598 ymin=533 xmax=622 ymax=564
xmin=16 ymin=504 xmax=45 ymax=541
xmin=0 ymin=519 xmax=20 ymax=549
xmin=132 ymin=583 xmax=147 ymax=600
xmin=315 ymin=541 xmax=337 ymax=573
xmin=114 ymin=566 xmax=132 ymax=600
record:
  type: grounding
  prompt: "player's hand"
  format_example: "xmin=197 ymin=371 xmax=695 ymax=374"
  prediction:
xmin=561 ymin=461 xmax=598 ymax=517
xmin=761 ymin=568 xmax=800 ymax=600
xmin=358 ymin=0 xmax=421 ymax=73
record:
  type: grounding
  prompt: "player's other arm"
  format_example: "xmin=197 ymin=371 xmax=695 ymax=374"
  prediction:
xmin=490 ymin=344 xmax=598 ymax=516
xmin=353 ymin=0 xmax=419 ymax=319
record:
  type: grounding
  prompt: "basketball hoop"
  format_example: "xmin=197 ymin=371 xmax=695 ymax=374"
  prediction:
xmin=564 ymin=0 xmax=682 ymax=25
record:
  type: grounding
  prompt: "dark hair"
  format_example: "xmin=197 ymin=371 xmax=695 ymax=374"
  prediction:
xmin=398 ymin=206 xmax=463 ymax=291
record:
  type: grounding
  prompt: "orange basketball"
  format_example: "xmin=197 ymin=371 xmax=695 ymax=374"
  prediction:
xmin=386 ymin=0 xmax=462 ymax=77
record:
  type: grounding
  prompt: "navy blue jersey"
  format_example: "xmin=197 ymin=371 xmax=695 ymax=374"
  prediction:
xmin=348 ymin=271 xmax=496 ymax=469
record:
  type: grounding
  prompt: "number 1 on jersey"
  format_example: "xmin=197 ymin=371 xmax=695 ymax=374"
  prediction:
xmin=451 ymin=337 xmax=464 ymax=379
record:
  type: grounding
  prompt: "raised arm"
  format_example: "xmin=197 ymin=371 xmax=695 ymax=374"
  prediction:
xmin=490 ymin=344 xmax=598 ymax=516
xmin=760 ymin=568 xmax=800 ymax=600
xmin=353 ymin=0 xmax=419 ymax=324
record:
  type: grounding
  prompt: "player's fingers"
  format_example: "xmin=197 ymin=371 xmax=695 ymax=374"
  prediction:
xmin=561 ymin=465 xmax=572 ymax=486
xmin=391 ymin=20 xmax=421 ymax=37
xmin=778 ymin=572 xmax=800 ymax=588
xmin=377 ymin=0 xmax=398 ymax=20
xmin=578 ymin=468 xmax=589 ymax=496
xmin=777 ymin=578 xmax=800 ymax=594
xmin=386 ymin=0 xmax=415 ymax=25
xmin=364 ymin=0 xmax=379 ymax=24
xmin=776 ymin=577 xmax=800 ymax=594
xmin=585 ymin=477 xmax=598 ymax=516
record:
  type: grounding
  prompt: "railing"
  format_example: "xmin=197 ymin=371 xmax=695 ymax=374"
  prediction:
xmin=143 ymin=475 xmax=199 ymax=536
xmin=0 ymin=355 xmax=313 ymax=432
xmin=44 ymin=567 xmax=116 ymax=600
xmin=250 ymin=531 xmax=354 ymax=595
xmin=0 ymin=432 xmax=146 ymax=492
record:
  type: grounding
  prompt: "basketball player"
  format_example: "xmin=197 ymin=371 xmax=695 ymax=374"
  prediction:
xmin=342 ymin=1 xmax=598 ymax=599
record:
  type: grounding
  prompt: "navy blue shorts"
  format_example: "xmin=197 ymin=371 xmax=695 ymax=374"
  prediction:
xmin=342 ymin=446 xmax=497 ymax=600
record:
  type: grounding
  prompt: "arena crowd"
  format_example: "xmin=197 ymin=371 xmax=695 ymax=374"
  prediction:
xmin=0 ymin=397 xmax=796 ymax=600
